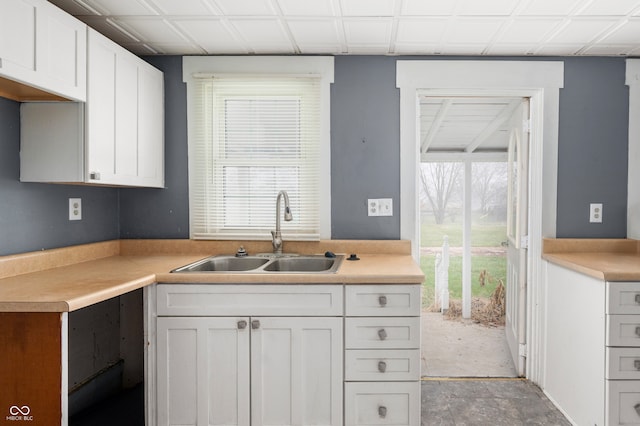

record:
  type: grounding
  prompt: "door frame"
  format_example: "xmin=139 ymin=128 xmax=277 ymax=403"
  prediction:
xmin=396 ymin=60 xmax=564 ymax=384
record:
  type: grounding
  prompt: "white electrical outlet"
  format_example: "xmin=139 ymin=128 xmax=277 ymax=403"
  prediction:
xmin=69 ymin=198 xmax=82 ymax=221
xmin=589 ymin=203 xmax=602 ymax=223
xmin=367 ymin=199 xmax=379 ymax=216
xmin=378 ymin=198 xmax=393 ymax=216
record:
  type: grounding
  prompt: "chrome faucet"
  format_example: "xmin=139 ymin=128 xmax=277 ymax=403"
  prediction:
xmin=271 ymin=190 xmax=293 ymax=255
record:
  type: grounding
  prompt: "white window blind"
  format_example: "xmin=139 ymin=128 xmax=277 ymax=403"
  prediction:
xmin=190 ymin=76 xmax=322 ymax=240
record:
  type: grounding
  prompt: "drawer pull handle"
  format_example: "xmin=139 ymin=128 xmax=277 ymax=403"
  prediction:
xmin=378 ymin=405 xmax=387 ymax=418
xmin=378 ymin=361 xmax=387 ymax=373
xmin=636 ymin=326 xmax=640 ymax=337
xmin=378 ymin=329 xmax=387 ymax=340
xmin=635 ymin=360 xmax=640 ymax=371
xmin=379 ymin=295 xmax=387 ymax=307
xmin=636 ymin=294 xmax=640 ymax=304
xmin=635 ymin=403 xmax=640 ymax=417
xmin=251 ymin=320 xmax=260 ymax=330
xmin=237 ymin=320 xmax=247 ymax=330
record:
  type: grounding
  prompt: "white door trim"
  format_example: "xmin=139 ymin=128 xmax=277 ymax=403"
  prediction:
xmin=396 ymin=60 xmax=564 ymax=384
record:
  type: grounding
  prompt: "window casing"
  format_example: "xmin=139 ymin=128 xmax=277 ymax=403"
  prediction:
xmin=183 ymin=57 xmax=333 ymax=240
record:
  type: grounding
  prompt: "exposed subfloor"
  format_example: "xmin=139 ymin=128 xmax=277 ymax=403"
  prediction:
xmin=421 ymin=379 xmax=571 ymax=426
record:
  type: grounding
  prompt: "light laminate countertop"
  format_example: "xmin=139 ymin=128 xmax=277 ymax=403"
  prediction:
xmin=0 ymin=240 xmax=424 ymax=312
xmin=542 ymin=238 xmax=640 ymax=281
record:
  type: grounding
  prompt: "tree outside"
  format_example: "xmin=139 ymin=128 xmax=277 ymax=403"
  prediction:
xmin=420 ymin=162 xmax=508 ymax=323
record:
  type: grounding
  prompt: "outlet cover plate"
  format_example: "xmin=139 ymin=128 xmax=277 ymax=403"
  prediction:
xmin=69 ymin=198 xmax=82 ymax=221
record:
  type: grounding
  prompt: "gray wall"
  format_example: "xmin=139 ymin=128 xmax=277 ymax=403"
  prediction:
xmin=0 ymin=97 xmax=119 ymax=256
xmin=0 ymin=55 xmax=630 ymax=256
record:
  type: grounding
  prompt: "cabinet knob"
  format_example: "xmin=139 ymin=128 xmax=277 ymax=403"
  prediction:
xmin=251 ymin=320 xmax=260 ymax=330
xmin=636 ymin=326 xmax=640 ymax=337
xmin=379 ymin=295 xmax=387 ymax=307
xmin=635 ymin=403 xmax=640 ymax=417
xmin=378 ymin=361 xmax=387 ymax=373
xmin=237 ymin=320 xmax=247 ymax=330
xmin=635 ymin=294 xmax=640 ymax=304
xmin=90 ymin=172 xmax=101 ymax=180
xmin=635 ymin=360 xmax=640 ymax=371
xmin=377 ymin=328 xmax=387 ymax=341
xmin=378 ymin=405 xmax=387 ymax=418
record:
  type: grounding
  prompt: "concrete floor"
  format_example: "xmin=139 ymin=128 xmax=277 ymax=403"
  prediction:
xmin=421 ymin=312 xmax=517 ymax=377
xmin=421 ymin=379 xmax=571 ymax=425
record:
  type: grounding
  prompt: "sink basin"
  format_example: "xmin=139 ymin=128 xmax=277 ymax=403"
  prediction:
xmin=171 ymin=256 xmax=269 ymax=272
xmin=171 ymin=254 xmax=343 ymax=273
xmin=263 ymin=256 xmax=340 ymax=273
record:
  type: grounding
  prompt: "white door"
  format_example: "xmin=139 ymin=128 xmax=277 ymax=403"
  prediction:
xmin=505 ymin=99 xmax=530 ymax=376
xmin=251 ymin=317 xmax=343 ymax=426
xmin=156 ymin=317 xmax=251 ymax=426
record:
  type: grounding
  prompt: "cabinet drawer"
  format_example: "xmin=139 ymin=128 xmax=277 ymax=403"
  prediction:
xmin=345 ymin=382 xmax=420 ymax=426
xmin=607 ymin=348 xmax=640 ymax=380
xmin=346 ymin=285 xmax=421 ymax=317
xmin=345 ymin=317 xmax=420 ymax=349
xmin=157 ymin=284 xmax=343 ymax=316
xmin=607 ymin=315 xmax=640 ymax=347
xmin=345 ymin=349 xmax=420 ymax=381
xmin=606 ymin=381 xmax=640 ymax=426
xmin=607 ymin=282 xmax=640 ymax=315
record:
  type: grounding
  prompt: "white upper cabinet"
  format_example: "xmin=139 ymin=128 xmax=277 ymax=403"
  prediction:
xmin=20 ymin=29 xmax=164 ymax=188
xmin=0 ymin=0 xmax=86 ymax=101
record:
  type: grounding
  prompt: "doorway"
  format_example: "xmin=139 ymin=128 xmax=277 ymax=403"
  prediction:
xmin=417 ymin=96 xmax=528 ymax=378
xmin=396 ymin=60 xmax=564 ymax=384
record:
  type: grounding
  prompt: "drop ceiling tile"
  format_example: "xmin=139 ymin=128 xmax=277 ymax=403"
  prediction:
xmin=497 ymin=19 xmax=564 ymax=43
xmin=83 ymin=0 xmax=157 ymax=15
xmin=532 ymin=44 xmax=583 ymax=55
xmin=519 ymin=0 xmax=583 ymax=16
xmin=80 ymin=16 xmax=140 ymax=43
xmin=287 ymin=19 xmax=341 ymax=44
xmin=576 ymin=0 xmax=640 ymax=16
xmin=438 ymin=44 xmax=487 ymax=55
xmin=393 ymin=44 xmax=439 ymax=54
xmin=173 ymin=19 xmax=248 ymax=53
xmin=148 ymin=0 xmax=216 ymax=15
xmin=598 ymin=20 xmax=640 ymax=43
xmin=401 ymin=0 xmax=456 ymax=16
xmin=48 ymin=0 xmax=98 ymax=15
xmin=485 ymin=44 xmax=537 ymax=55
xmin=137 ymin=42 xmax=204 ymax=54
xmin=340 ymin=0 xmax=396 ymax=17
xmin=456 ymin=0 xmax=518 ymax=16
xmin=115 ymin=18 xmax=187 ymax=43
xmin=229 ymin=19 xmax=294 ymax=51
xmin=343 ymin=19 xmax=392 ymax=44
xmin=396 ymin=19 xmax=448 ymax=43
xmin=214 ymin=0 xmax=277 ymax=16
xmin=549 ymin=19 xmax=618 ymax=43
xmin=581 ymin=44 xmax=635 ymax=55
xmin=277 ymin=0 xmax=335 ymax=16
xmin=444 ymin=19 xmax=504 ymax=44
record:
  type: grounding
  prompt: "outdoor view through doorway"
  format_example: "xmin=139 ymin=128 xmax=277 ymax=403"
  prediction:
xmin=418 ymin=96 xmax=529 ymax=378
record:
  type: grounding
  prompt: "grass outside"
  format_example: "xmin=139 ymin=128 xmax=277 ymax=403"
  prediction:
xmin=420 ymin=215 xmax=507 ymax=308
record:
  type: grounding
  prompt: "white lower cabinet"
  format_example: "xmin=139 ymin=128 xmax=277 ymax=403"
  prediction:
xmin=154 ymin=284 xmax=343 ymax=426
xmin=544 ymin=262 xmax=640 ymax=426
xmin=344 ymin=285 xmax=421 ymax=426
xmin=152 ymin=283 xmax=421 ymax=426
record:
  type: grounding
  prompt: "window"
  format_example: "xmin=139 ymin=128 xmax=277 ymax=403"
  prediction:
xmin=183 ymin=57 xmax=333 ymax=240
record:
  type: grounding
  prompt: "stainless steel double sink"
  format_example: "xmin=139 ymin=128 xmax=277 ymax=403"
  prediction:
xmin=171 ymin=254 xmax=343 ymax=274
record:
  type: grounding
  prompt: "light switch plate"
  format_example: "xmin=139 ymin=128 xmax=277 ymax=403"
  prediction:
xmin=378 ymin=198 xmax=393 ymax=216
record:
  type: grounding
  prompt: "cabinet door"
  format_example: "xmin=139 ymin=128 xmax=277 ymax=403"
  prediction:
xmin=86 ymin=29 xmax=117 ymax=184
xmin=0 ymin=0 xmax=38 ymax=81
xmin=137 ymin=60 xmax=165 ymax=187
xmin=251 ymin=317 xmax=342 ymax=426
xmin=157 ymin=317 xmax=250 ymax=426
xmin=114 ymin=52 xmax=139 ymax=180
